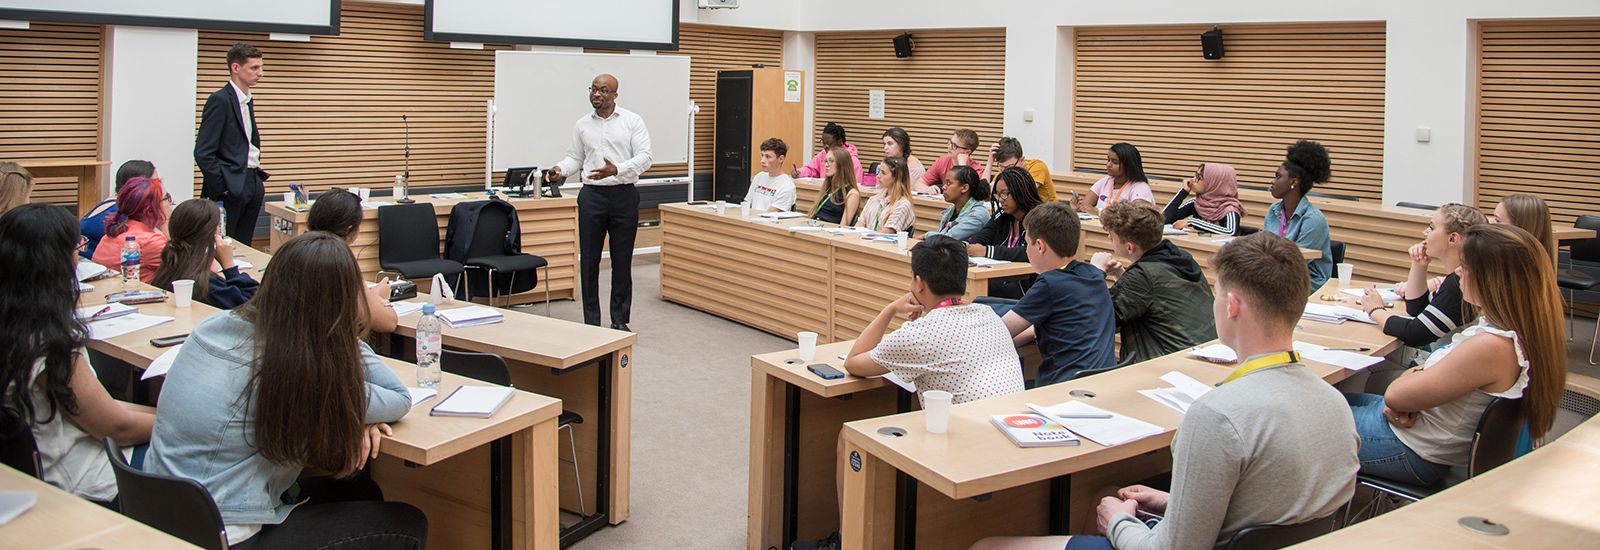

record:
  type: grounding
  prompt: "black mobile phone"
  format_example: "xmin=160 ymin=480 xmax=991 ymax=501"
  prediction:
xmin=150 ymin=334 xmax=188 ymax=348
xmin=807 ymin=363 xmax=845 ymax=380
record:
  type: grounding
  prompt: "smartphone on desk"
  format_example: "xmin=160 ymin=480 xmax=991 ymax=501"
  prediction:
xmin=808 ymin=363 xmax=845 ymax=380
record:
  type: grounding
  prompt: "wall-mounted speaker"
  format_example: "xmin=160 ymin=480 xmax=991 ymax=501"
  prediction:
xmin=893 ymin=33 xmax=913 ymax=58
xmin=1201 ymin=27 xmax=1224 ymax=60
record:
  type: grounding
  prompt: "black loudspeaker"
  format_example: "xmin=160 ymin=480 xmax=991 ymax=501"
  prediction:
xmin=1201 ymin=28 xmax=1224 ymax=59
xmin=893 ymin=33 xmax=913 ymax=58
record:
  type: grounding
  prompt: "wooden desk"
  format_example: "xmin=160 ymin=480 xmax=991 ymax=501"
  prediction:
xmin=384 ymin=295 xmax=637 ymax=542
xmin=1079 ymin=217 xmax=1319 ymax=286
xmin=794 ymin=178 xmax=950 ymax=235
xmin=19 ymin=158 xmax=109 ymax=216
xmin=0 ymin=464 xmax=199 ymax=549
xmin=659 ymin=202 xmax=1033 ymax=343
xmin=262 ymin=194 xmax=579 ymax=305
xmin=79 ymin=248 xmax=568 ymax=550
xmin=1295 ymin=280 xmax=1407 ymax=357
xmin=1555 ymin=226 xmax=1596 ymax=244
xmin=1297 ymin=415 xmax=1600 ymax=549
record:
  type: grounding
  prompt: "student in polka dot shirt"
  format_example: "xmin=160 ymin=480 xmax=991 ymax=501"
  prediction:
xmin=844 ymin=235 xmax=1025 ymax=405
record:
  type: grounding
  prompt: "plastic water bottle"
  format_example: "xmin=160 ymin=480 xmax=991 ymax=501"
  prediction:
xmin=416 ymin=303 xmax=442 ymax=388
xmin=216 ymin=202 xmax=228 ymax=239
xmin=119 ymin=236 xmax=141 ymax=290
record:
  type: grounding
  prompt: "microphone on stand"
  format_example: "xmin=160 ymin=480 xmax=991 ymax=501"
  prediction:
xmin=397 ymin=114 xmax=414 ymax=204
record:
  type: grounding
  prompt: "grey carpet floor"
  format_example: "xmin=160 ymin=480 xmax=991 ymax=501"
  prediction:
xmin=535 ymin=254 xmax=1600 ymax=548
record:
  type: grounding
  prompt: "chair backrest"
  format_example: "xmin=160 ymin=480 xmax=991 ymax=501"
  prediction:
xmin=1467 ymin=397 xmax=1525 ymax=477
xmin=1571 ymin=215 xmax=1600 ymax=264
xmin=441 ymin=349 xmax=512 ymax=386
xmin=1330 ymin=240 xmax=1346 ymax=266
xmin=377 ymin=203 xmax=443 ymax=265
xmin=1215 ymin=514 xmax=1338 ymax=550
xmin=467 ymin=204 xmax=515 ymax=259
xmin=103 ymin=438 xmax=228 ymax=550
xmin=0 ymin=417 xmax=41 ymax=478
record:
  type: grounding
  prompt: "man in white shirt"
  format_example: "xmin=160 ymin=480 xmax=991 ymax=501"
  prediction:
xmin=743 ymin=137 xmax=796 ymax=212
xmin=195 ymin=42 xmax=269 ymax=246
xmin=546 ymin=74 xmax=652 ymax=330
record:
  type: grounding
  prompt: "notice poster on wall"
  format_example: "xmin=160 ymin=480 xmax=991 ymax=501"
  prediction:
xmin=869 ymin=89 xmax=885 ymax=119
xmin=784 ymin=71 xmax=802 ymax=103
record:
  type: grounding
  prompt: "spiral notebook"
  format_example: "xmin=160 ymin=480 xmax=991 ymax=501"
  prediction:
xmin=430 ymin=385 xmax=515 ymax=418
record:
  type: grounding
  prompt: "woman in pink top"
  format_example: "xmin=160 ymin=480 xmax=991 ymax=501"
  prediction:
xmin=1076 ymin=142 xmax=1154 ymax=215
xmin=91 ymin=177 xmax=172 ymax=283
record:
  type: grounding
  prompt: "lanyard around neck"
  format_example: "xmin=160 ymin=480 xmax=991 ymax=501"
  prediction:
xmin=1106 ymin=180 xmax=1130 ymax=206
xmin=1219 ymin=351 xmax=1298 ymax=386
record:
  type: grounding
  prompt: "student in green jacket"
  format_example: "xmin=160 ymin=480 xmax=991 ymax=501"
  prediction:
xmin=1098 ymin=200 xmax=1217 ymax=365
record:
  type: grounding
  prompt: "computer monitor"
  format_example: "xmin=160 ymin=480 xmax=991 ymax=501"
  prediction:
xmin=503 ymin=166 xmax=537 ymax=197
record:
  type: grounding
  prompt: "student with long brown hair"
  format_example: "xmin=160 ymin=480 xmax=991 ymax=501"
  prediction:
xmin=810 ymin=146 xmax=861 ymax=225
xmin=1494 ymin=193 xmax=1557 ymax=265
xmin=1344 ymin=224 xmax=1565 ymax=485
xmin=151 ymin=199 xmax=259 ymax=309
xmin=855 ymin=156 xmax=916 ymax=233
xmin=146 ymin=232 xmax=422 ymax=549
xmin=307 ymin=189 xmax=398 ymax=333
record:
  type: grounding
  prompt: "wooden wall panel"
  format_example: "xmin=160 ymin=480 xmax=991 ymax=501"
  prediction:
xmin=1073 ymin=23 xmax=1386 ymax=200
xmin=814 ymin=29 xmax=1005 ymax=171
xmin=1476 ymin=19 xmax=1600 ymax=224
xmin=195 ymin=2 xmax=508 ymax=197
xmin=0 ymin=22 xmax=101 ymax=205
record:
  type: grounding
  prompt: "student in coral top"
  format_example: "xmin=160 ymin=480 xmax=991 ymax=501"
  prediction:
xmin=918 ymin=129 xmax=983 ymax=194
xmin=793 ymin=122 xmax=863 ymax=184
xmin=1074 ymin=142 xmax=1154 ymax=215
xmin=91 ymin=177 xmax=172 ymax=284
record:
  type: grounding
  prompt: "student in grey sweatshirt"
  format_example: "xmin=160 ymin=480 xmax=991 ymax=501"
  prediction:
xmin=974 ymin=232 xmax=1358 ymax=550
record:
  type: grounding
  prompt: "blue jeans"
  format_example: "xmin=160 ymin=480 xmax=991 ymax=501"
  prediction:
xmin=1344 ymin=393 xmax=1450 ymax=485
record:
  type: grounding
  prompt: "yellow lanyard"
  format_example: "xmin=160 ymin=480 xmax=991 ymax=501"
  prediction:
xmin=1219 ymin=351 xmax=1298 ymax=386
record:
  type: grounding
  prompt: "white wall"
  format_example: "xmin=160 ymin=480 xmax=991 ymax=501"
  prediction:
xmin=782 ymin=31 xmax=815 ymax=159
xmin=102 ymin=26 xmax=199 ymax=201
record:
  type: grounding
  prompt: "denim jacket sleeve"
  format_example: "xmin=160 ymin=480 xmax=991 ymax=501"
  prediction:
xmin=360 ymin=342 xmax=412 ymax=424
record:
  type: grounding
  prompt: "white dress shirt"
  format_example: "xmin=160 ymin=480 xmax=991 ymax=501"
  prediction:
xmin=229 ymin=80 xmax=261 ymax=169
xmin=554 ymin=106 xmax=652 ymax=186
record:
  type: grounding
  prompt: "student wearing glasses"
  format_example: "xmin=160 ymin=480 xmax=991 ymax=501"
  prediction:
xmin=927 ymin=165 xmax=991 ymax=241
xmin=984 ymin=136 xmax=1057 ymax=202
xmin=90 ymin=177 xmax=173 ymax=284
xmin=919 ymin=129 xmax=983 ymax=194
xmin=966 ymin=167 xmax=1043 ymax=264
xmin=1163 ymin=163 xmax=1245 ymax=235
xmin=1075 ymin=142 xmax=1153 ymax=215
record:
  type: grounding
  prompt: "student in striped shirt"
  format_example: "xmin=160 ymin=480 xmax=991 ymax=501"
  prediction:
xmin=1163 ymin=163 xmax=1245 ymax=235
xmin=1359 ymin=204 xmax=1487 ymax=348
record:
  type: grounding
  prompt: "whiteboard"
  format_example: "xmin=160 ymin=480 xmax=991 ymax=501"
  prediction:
xmin=0 ymin=0 xmax=335 ymax=33
xmin=428 ymin=0 xmax=675 ymax=49
xmin=493 ymin=51 xmax=690 ymax=174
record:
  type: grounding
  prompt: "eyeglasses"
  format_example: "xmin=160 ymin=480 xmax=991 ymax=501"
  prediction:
xmin=587 ymin=86 xmax=615 ymax=94
xmin=994 ymin=190 xmax=1012 ymax=199
xmin=76 ymin=235 xmax=89 ymax=252
xmin=162 ymin=193 xmax=174 ymax=205
xmin=948 ymin=140 xmax=971 ymax=152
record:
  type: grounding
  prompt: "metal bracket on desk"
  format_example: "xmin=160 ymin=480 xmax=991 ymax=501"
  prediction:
xmin=781 ymin=384 xmax=801 ymax=549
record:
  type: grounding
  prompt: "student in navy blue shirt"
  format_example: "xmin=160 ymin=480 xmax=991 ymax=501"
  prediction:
xmin=81 ymin=160 xmax=157 ymax=259
xmin=150 ymin=199 xmax=258 ymax=310
xmin=999 ymin=201 xmax=1117 ymax=386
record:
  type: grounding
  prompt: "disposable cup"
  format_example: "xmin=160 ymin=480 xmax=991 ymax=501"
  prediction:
xmin=1337 ymin=263 xmax=1355 ymax=287
xmin=924 ymin=390 xmax=953 ymax=433
xmin=282 ymin=191 xmax=295 ymax=205
xmin=171 ymin=279 xmax=195 ymax=308
xmin=897 ymin=232 xmax=910 ymax=252
xmin=797 ymin=331 xmax=818 ymax=362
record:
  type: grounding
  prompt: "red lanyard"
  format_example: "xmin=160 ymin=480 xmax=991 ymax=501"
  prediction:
xmin=931 ymin=298 xmax=962 ymax=309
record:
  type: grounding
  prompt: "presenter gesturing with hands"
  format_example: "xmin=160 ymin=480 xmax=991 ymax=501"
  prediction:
xmin=547 ymin=74 xmax=652 ymax=330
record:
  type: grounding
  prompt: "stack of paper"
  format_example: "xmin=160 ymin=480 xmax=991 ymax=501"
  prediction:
xmin=407 ymin=388 xmax=438 ymax=407
xmin=437 ymin=306 xmax=503 ymax=328
xmin=1162 ymin=225 xmax=1188 ymax=236
xmin=1189 ymin=341 xmax=1382 ymax=371
xmin=389 ymin=301 xmax=427 ymax=317
xmin=75 ymin=302 xmax=137 ymax=323
xmin=824 ymin=227 xmax=870 ymax=235
xmin=1029 ymin=401 xmax=1164 ymax=447
xmin=1338 ymin=287 xmax=1400 ymax=302
xmin=1302 ymin=303 xmax=1375 ymax=325
xmin=969 ymin=257 xmax=1009 ymax=267
xmin=87 ymin=314 xmax=174 ymax=340
xmin=787 ymin=226 xmax=825 ymax=233
xmin=76 ymin=261 xmax=109 ymax=282
xmin=758 ymin=211 xmax=805 ymax=220
xmin=431 ymin=385 xmax=515 ymax=418
xmin=1139 ymin=371 xmax=1214 ymax=413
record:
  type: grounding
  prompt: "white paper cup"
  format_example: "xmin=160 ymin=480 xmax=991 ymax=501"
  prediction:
xmin=897 ymin=233 xmax=910 ymax=252
xmin=354 ymin=187 xmax=370 ymax=201
xmin=171 ymin=279 xmax=195 ymax=308
xmin=923 ymin=390 xmax=953 ymax=433
xmin=1337 ymin=262 xmax=1355 ymax=287
xmin=797 ymin=331 xmax=818 ymax=362
xmin=282 ymin=191 xmax=295 ymax=205
xmin=1091 ymin=252 xmax=1112 ymax=271
xmin=740 ymin=201 xmax=751 ymax=218
xmin=715 ymin=200 xmax=727 ymax=215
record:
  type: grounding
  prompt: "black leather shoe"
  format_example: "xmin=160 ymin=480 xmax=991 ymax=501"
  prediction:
xmin=610 ymin=323 xmax=631 ymax=332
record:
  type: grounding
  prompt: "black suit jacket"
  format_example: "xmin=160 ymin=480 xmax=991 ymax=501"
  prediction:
xmin=194 ymin=83 xmax=266 ymax=200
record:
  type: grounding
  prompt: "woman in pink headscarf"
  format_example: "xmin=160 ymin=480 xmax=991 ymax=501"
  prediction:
xmin=1163 ymin=162 xmax=1246 ymax=235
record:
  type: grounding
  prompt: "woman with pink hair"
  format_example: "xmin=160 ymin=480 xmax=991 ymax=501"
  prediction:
xmin=91 ymin=177 xmax=173 ymax=283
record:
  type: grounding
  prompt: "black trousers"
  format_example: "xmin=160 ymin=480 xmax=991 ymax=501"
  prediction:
xmin=231 ymin=475 xmax=426 ymax=550
xmin=577 ymin=184 xmax=639 ymax=326
xmin=221 ymin=168 xmax=265 ymax=247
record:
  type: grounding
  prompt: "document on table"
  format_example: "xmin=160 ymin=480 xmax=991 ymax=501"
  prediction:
xmin=1302 ymin=303 xmax=1375 ymax=325
xmin=431 ymin=385 xmax=515 ymax=417
xmin=87 ymin=313 xmax=173 ymax=341
xmin=787 ymin=226 xmax=825 ymax=233
xmin=408 ymin=388 xmax=439 ymax=407
xmin=438 ymin=305 xmax=504 ymax=328
xmin=758 ymin=211 xmax=805 ymax=219
xmin=1338 ymin=287 xmax=1400 ymax=302
xmin=1189 ymin=341 xmax=1381 ymax=371
xmin=1162 ymin=224 xmax=1188 ymax=236
xmin=389 ymin=301 xmax=427 ymax=317
xmin=430 ymin=192 xmax=467 ymax=199
xmin=882 ymin=372 xmax=915 ymax=392
xmin=0 ymin=491 xmax=37 ymax=526
xmin=76 ymin=261 xmax=108 ymax=282
xmin=362 ymin=200 xmax=395 ymax=209
xmin=75 ymin=302 xmax=136 ymax=323
xmin=234 ymin=258 xmax=254 ymax=270
xmin=1032 ymin=400 xmax=1164 ymax=447
xmin=1211 ymin=237 xmax=1236 ymax=244
xmin=969 ymin=256 xmax=1009 ymax=266
xmin=141 ymin=345 xmax=184 ymax=381
xmin=1139 ymin=371 xmax=1214 ymax=414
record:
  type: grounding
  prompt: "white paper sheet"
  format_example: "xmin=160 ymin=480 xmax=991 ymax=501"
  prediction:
xmin=758 ymin=211 xmax=805 ymax=219
xmin=75 ymin=302 xmax=136 ymax=322
xmin=1034 ymin=400 xmax=1164 ymax=447
xmin=389 ymin=301 xmax=427 ymax=317
xmin=408 ymin=388 xmax=439 ymax=407
xmin=882 ymin=372 xmax=916 ymax=393
xmin=87 ymin=313 xmax=173 ymax=341
xmin=141 ymin=345 xmax=184 ymax=381
xmin=76 ymin=261 xmax=108 ymax=282
xmin=968 ymin=257 xmax=1009 ymax=266
xmin=0 ymin=491 xmax=37 ymax=526
xmin=1339 ymin=287 xmax=1400 ymax=302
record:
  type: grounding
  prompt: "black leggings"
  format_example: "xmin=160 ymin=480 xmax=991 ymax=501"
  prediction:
xmin=231 ymin=476 xmax=427 ymax=550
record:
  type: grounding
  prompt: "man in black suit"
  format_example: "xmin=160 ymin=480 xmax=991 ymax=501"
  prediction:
xmin=195 ymin=42 xmax=269 ymax=246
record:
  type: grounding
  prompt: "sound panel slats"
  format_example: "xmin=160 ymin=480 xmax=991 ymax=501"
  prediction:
xmin=0 ymin=22 xmax=101 ymax=205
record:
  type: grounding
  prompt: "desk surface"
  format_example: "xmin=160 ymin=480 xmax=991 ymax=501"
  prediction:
xmin=387 ymin=297 xmax=635 ymax=370
xmin=0 ymin=464 xmax=200 ymax=549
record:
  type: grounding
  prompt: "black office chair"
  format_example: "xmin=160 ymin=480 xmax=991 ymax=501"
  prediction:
xmin=377 ymin=203 xmax=465 ymax=296
xmin=103 ymin=438 xmax=228 ymax=550
xmin=1069 ymin=364 xmax=1121 ymax=381
xmin=455 ymin=203 xmax=549 ymax=313
xmin=1394 ymin=201 xmax=1439 ymax=211
xmin=1350 ymin=397 xmax=1523 ymax=520
xmin=1214 ymin=513 xmax=1339 ymax=550
xmin=1557 ymin=214 xmax=1600 ymax=364
xmin=440 ymin=350 xmax=586 ymax=516
xmin=1329 ymin=240 xmax=1346 ymax=266
xmin=1235 ymin=226 xmax=1260 ymax=237
xmin=0 ymin=418 xmax=41 ymax=478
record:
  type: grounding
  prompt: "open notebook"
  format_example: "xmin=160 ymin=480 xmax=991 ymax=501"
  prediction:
xmin=430 ymin=385 xmax=515 ymax=418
